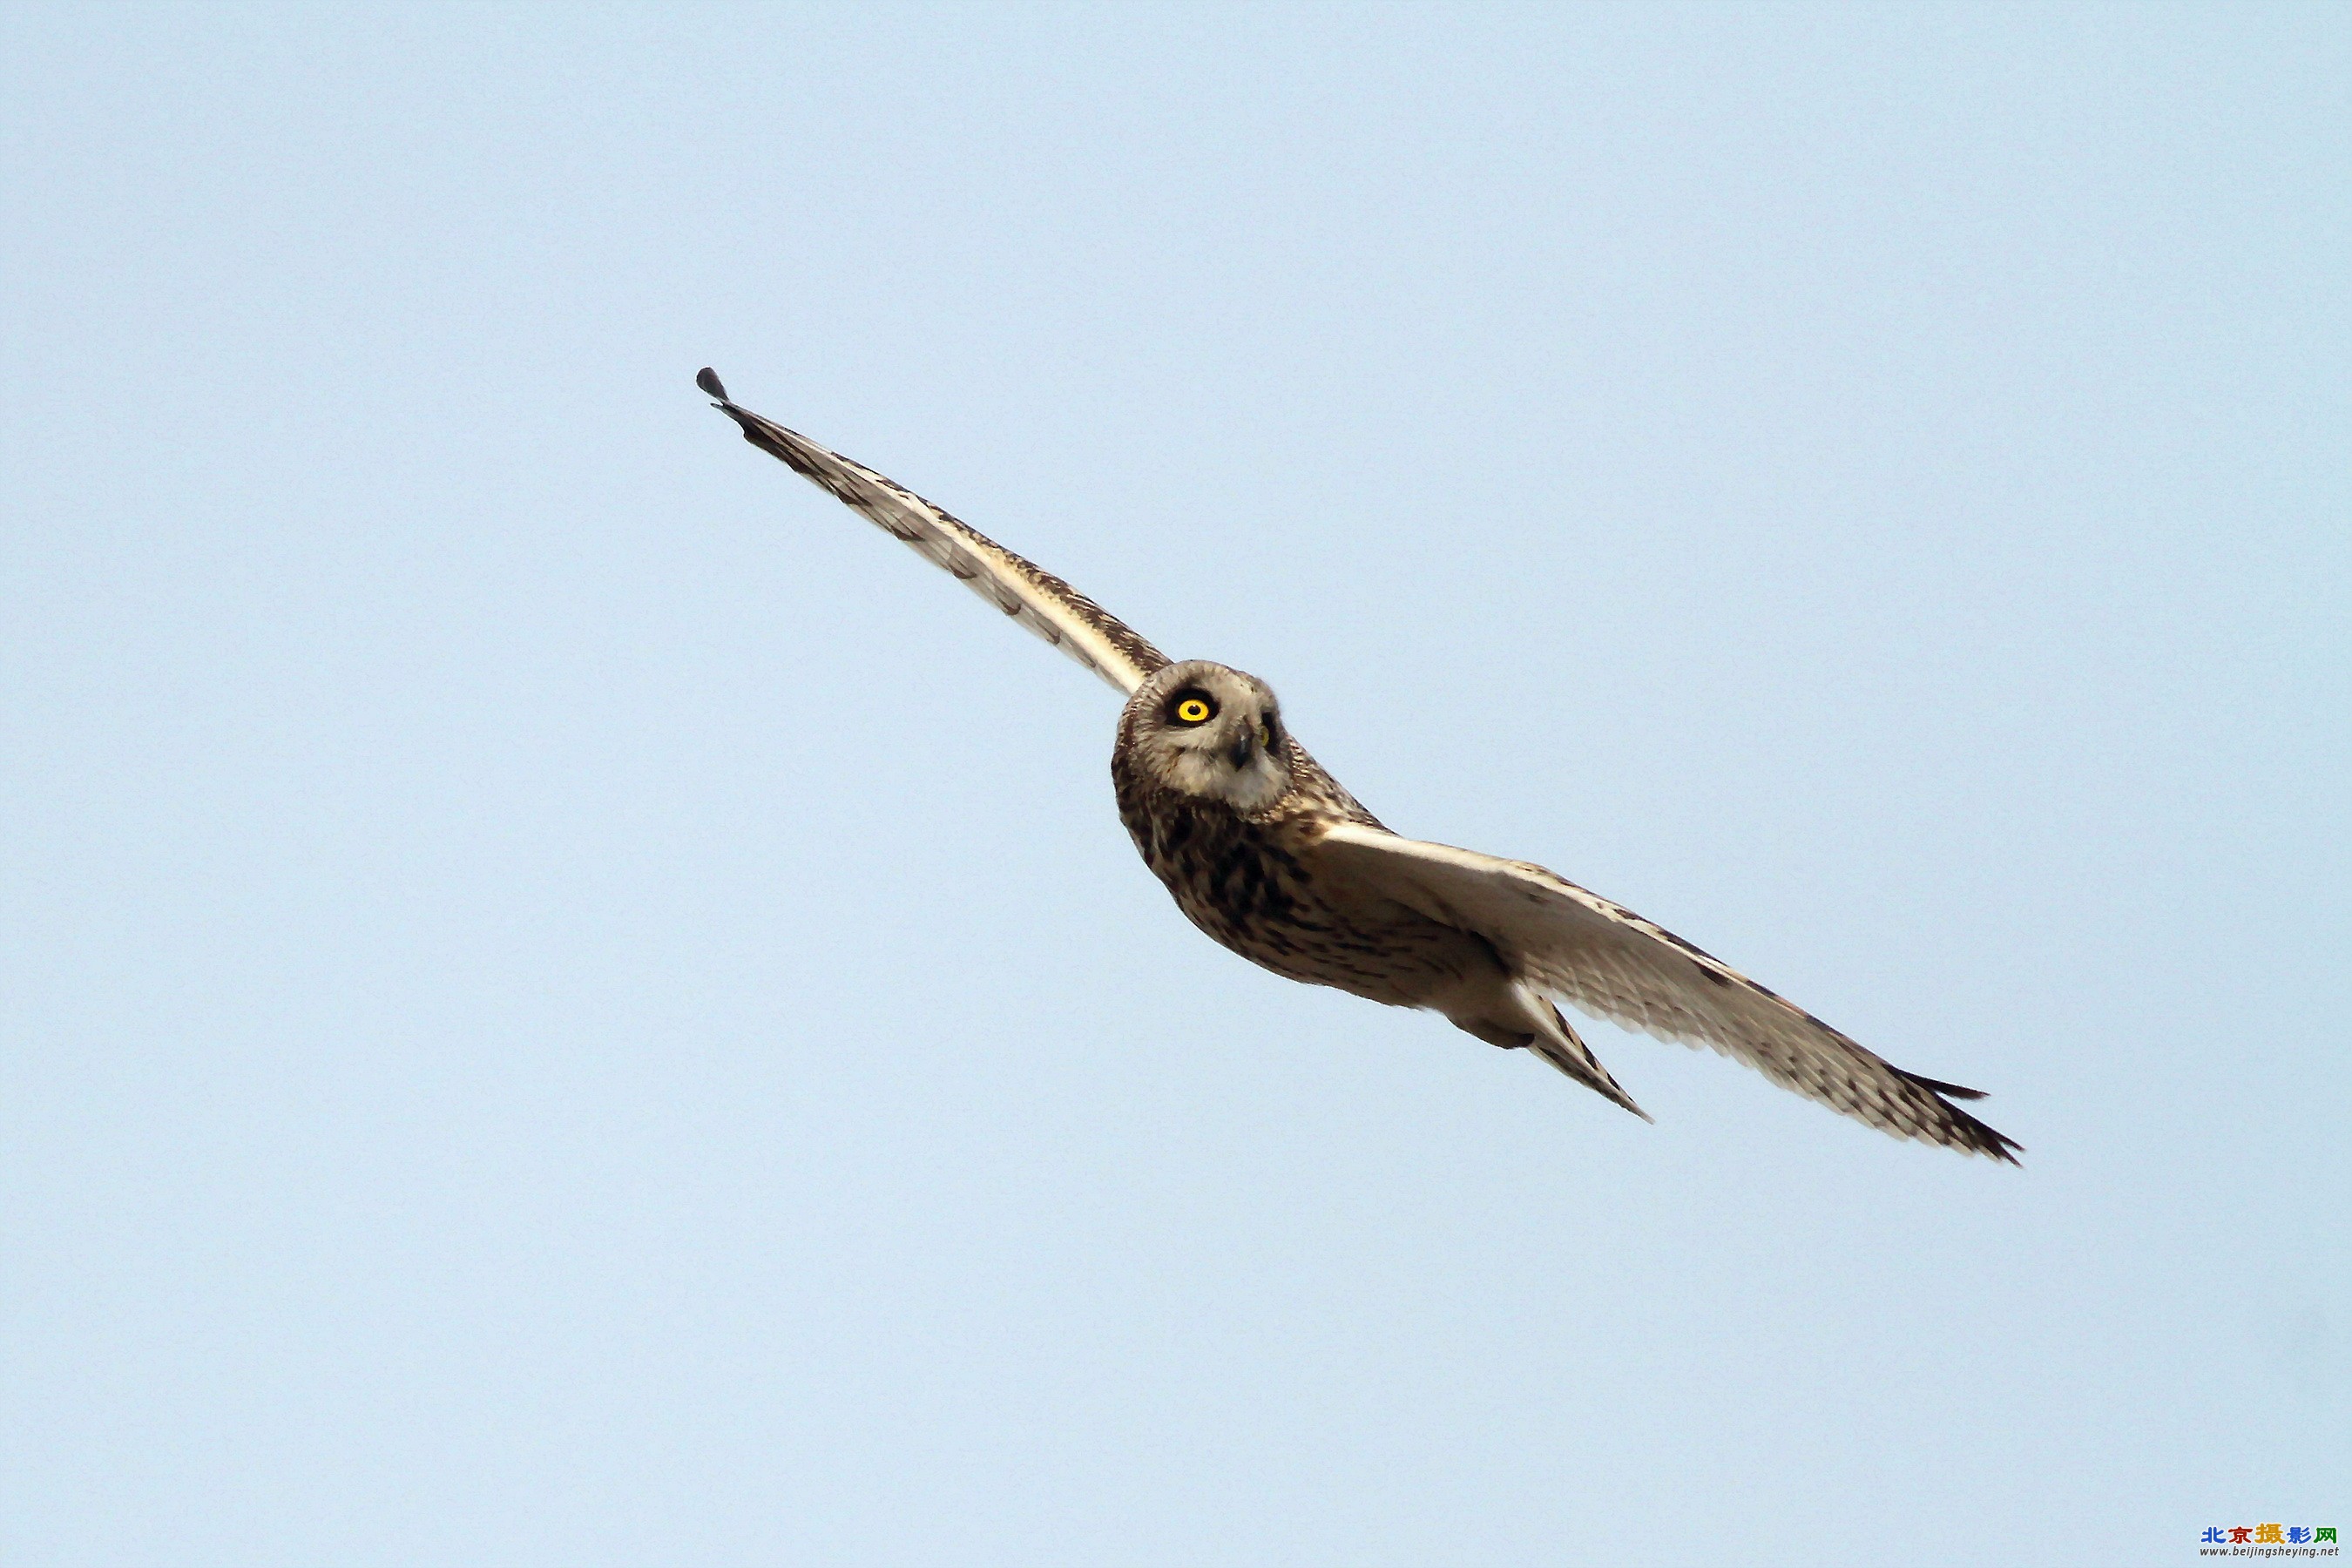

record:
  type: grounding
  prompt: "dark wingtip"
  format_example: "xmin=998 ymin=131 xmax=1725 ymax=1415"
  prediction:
xmin=1977 ymin=1129 xmax=2025 ymax=1166
xmin=695 ymin=366 xmax=729 ymax=402
xmin=1896 ymin=1068 xmax=1989 ymax=1102
xmin=1964 ymin=1113 xmax=2025 ymax=1165
xmin=1890 ymin=1068 xmax=2021 ymax=1163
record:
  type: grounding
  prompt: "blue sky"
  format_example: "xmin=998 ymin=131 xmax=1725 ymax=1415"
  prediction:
xmin=3 ymin=6 xmax=2345 ymax=1565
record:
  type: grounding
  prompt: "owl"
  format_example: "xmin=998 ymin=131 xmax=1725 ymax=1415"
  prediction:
xmin=697 ymin=368 xmax=2018 ymax=1162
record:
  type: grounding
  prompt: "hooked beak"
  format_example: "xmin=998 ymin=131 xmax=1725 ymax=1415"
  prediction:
xmin=1226 ymin=730 xmax=1257 ymax=770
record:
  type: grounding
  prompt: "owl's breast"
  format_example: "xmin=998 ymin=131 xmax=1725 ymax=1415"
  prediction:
xmin=1111 ymin=773 xmax=1492 ymax=1010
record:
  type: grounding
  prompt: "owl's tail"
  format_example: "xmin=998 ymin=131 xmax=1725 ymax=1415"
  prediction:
xmin=1527 ymin=997 xmax=1652 ymax=1122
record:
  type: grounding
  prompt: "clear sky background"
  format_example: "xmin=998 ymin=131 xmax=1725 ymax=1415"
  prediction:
xmin=3 ymin=6 xmax=2345 ymax=1565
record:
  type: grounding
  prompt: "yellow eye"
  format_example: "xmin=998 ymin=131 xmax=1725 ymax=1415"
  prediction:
xmin=1173 ymin=697 xmax=1213 ymax=725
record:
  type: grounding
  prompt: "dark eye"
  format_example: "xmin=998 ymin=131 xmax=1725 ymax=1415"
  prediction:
xmin=1171 ymin=692 xmax=1217 ymax=725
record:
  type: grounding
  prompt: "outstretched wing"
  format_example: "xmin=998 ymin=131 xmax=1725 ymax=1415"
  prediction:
xmin=697 ymin=368 xmax=1170 ymax=695
xmin=1307 ymin=821 xmax=2020 ymax=1161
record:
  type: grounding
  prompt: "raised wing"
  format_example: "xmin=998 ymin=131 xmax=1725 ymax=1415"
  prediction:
xmin=697 ymin=368 xmax=1169 ymax=694
xmin=1307 ymin=821 xmax=2020 ymax=1161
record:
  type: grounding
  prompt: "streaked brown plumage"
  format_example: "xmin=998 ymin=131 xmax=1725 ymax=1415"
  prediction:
xmin=700 ymin=368 xmax=2021 ymax=1162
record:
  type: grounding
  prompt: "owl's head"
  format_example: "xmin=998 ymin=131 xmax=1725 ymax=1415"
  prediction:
xmin=1122 ymin=659 xmax=1293 ymax=814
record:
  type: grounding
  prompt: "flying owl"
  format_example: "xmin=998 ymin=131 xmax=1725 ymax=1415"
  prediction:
xmin=696 ymin=368 xmax=2019 ymax=1162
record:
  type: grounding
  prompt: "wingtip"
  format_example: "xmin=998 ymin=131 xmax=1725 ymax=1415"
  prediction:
xmin=1946 ymin=1101 xmax=2024 ymax=1165
xmin=1892 ymin=1069 xmax=2022 ymax=1163
xmin=1896 ymin=1067 xmax=1990 ymax=1102
xmin=695 ymin=366 xmax=730 ymax=402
